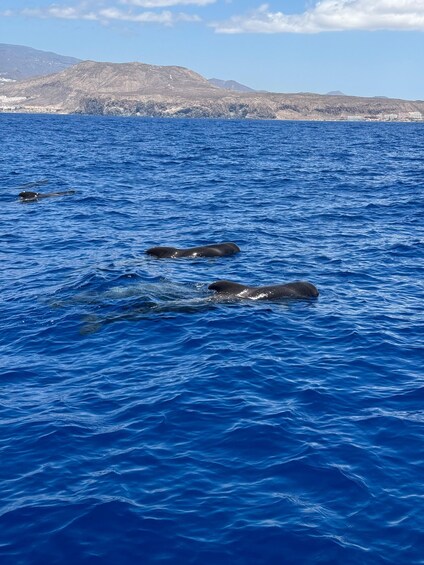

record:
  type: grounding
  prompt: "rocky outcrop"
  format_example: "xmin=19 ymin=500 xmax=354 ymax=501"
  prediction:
xmin=78 ymin=96 xmax=277 ymax=119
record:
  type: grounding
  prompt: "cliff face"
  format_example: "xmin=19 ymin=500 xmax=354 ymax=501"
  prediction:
xmin=0 ymin=60 xmax=423 ymax=121
xmin=77 ymin=95 xmax=277 ymax=119
xmin=76 ymin=94 xmax=424 ymax=121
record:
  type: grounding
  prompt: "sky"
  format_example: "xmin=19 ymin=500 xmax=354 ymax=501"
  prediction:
xmin=1 ymin=1 xmax=423 ymax=100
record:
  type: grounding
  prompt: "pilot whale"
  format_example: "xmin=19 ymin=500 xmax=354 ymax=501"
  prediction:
xmin=146 ymin=242 xmax=240 ymax=259
xmin=208 ymin=280 xmax=319 ymax=300
xmin=19 ymin=190 xmax=76 ymax=202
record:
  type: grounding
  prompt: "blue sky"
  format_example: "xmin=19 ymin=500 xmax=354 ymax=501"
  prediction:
xmin=1 ymin=1 xmax=423 ymax=100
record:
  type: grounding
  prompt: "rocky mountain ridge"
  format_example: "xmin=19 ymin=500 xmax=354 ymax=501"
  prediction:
xmin=0 ymin=59 xmax=422 ymax=122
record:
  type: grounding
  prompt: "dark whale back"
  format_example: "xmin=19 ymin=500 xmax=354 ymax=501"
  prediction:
xmin=146 ymin=246 xmax=180 ymax=259
xmin=208 ymin=281 xmax=250 ymax=294
xmin=19 ymin=191 xmax=39 ymax=200
xmin=146 ymin=242 xmax=240 ymax=259
xmin=208 ymin=280 xmax=319 ymax=300
xmin=19 ymin=190 xmax=76 ymax=201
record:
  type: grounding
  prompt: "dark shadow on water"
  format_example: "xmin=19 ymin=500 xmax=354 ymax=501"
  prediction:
xmin=80 ymin=297 xmax=217 ymax=334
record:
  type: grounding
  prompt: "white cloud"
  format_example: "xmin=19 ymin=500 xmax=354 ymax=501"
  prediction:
xmin=213 ymin=0 xmax=424 ymax=33
xmin=98 ymin=7 xmax=200 ymax=22
xmin=119 ymin=0 xmax=214 ymax=6
xmin=8 ymin=3 xmax=203 ymax=25
xmin=99 ymin=7 xmax=174 ymax=23
xmin=21 ymin=7 xmax=98 ymax=20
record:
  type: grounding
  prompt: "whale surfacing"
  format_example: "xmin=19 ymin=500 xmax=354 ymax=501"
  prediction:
xmin=208 ymin=280 xmax=319 ymax=300
xmin=19 ymin=190 xmax=76 ymax=202
xmin=146 ymin=242 xmax=240 ymax=259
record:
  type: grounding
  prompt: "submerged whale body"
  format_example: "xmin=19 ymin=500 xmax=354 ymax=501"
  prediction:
xmin=19 ymin=190 xmax=76 ymax=202
xmin=146 ymin=242 xmax=240 ymax=259
xmin=208 ymin=280 xmax=319 ymax=300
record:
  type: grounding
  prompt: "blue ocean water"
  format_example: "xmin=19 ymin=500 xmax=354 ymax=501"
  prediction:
xmin=1 ymin=114 xmax=423 ymax=564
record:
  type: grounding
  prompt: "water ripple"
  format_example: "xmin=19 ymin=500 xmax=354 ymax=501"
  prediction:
xmin=1 ymin=116 xmax=424 ymax=564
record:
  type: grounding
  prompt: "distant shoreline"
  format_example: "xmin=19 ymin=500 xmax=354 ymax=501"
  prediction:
xmin=1 ymin=109 xmax=423 ymax=123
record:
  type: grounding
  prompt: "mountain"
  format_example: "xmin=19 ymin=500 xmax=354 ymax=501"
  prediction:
xmin=208 ymin=78 xmax=255 ymax=93
xmin=0 ymin=43 xmax=250 ymax=92
xmin=0 ymin=43 xmax=81 ymax=81
xmin=0 ymin=60 xmax=222 ymax=110
xmin=0 ymin=59 xmax=423 ymax=121
xmin=326 ymin=90 xmax=346 ymax=96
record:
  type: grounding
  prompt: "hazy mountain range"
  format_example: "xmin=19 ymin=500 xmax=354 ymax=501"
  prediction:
xmin=0 ymin=43 xmax=81 ymax=81
xmin=208 ymin=78 xmax=256 ymax=93
xmin=0 ymin=43 xmax=422 ymax=121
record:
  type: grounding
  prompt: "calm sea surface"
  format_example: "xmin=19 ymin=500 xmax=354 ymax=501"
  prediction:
xmin=1 ymin=114 xmax=423 ymax=564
